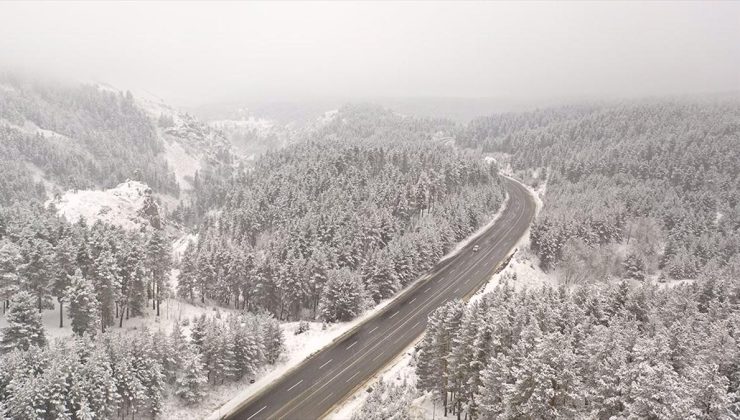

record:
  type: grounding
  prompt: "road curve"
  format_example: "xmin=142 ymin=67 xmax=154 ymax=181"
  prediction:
xmin=225 ymin=176 xmax=536 ymax=420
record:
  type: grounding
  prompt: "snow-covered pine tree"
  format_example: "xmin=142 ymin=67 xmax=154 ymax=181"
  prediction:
xmin=0 ymin=239 xmax=21 ymax=315
xmin=230 ymin=315 xmax=263 ymax=379
xmin=190 ymin=313 xmax=208 ymax=351
xmin=362 ymin=249 xmax=400 ymax=303
xmin=175 ymin=348 xmax=207 ymax=404
xmin=94 ymin=248 xmax=120 ymax=332
xmin=202 ymin=321 xmax=225 ymax=384
xmin=19 ymin=237 xmax=58 ymax=312
xmin=177 ymin=244 xmax=198 ymax=301
xmin=53 ymin=235 xmax=77 ymax=328
xmin=477 ymin=353 xmax=512 ymax=419
xmin=0 ymin=290 xmax=46 ymax=352
xmin=146 ymin=229 xmax=171 ymax=316
xmin=319 ymin=268 xmax=368 ymax=322
xmin=221 ymin=325 xmax=240 ymax=382
xmin=72 ymin=340 xmax=119 ymax=419
xmin=123 ymin=235 xmax=148 ymax=318
xmin=261 ymin=316 xmax=285 ymax=364
xmin=75 ymin=399 xmax=95 ymax=420
xmin=66 ymin=270 xmax=100 ymax=337
xmin=623 ymin=253 xmax=646 ymax=281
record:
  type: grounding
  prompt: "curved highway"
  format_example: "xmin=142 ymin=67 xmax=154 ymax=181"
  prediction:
xmin=224 ymin=176 xmax=536 ymax=420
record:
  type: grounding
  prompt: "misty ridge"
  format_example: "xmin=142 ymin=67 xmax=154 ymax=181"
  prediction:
xmin=0 ymin=2 xmax=739 ymax=420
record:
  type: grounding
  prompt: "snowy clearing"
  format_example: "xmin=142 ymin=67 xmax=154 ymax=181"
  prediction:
xmin=47 ymin=181 xmax=157 ymax=230
xmin=162 ymin=139 xmax=202 ymax=190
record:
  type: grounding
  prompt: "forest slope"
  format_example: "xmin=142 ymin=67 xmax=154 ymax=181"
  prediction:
xmin=180 ymin=105 xmax=507 ymax=321
xmin=462 ymin=98 xmax=740 ymax=283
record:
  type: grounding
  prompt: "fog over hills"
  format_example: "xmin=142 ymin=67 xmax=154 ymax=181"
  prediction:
xmin=0 ymin=2 xmax=739 ymax=420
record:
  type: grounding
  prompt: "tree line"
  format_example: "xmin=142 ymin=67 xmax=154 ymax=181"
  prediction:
xmin=177 ymin=105 xmax=507 ymax=322
xmin=0 ymin=204 xmax=171 ymax=333
xmin=0 ymin=304 xmax=284 ymax=419
xmin=461 ymin=99 xmax=740 ymax=282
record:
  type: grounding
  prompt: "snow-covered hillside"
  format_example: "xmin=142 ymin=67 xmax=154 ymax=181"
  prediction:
xmin=47 ymin=180 xmax=162 ymax=230
xmin=92 ymin=84 xmax=233 ymax=192
xmin=136 ymin=91 xmax=232 ymax=191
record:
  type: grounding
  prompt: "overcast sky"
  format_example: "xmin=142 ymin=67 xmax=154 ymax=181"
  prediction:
xmin=0 ymin=1 xmax=738 ymax=107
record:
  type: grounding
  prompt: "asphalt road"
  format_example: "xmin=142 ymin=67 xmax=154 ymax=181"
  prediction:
xmin=226 ymin=177 xmax=536 ymax=420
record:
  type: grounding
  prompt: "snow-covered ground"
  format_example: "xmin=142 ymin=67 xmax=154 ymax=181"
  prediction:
xmin=162 ymin=139 xmax=202 ymax=189
xmin=0 ymin=293 xmax=222 ymax=341
xmin=47 ymin=181 xmax=156 ymax=230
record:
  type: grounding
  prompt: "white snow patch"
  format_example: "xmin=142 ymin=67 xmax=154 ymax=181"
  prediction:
xmin=172 ymin=233 xmax=197 ymax=264
xmin=410 ymin=391 xmax=457 ymax=419
xmin=93 ymin=82 xmax=120 ymax=94
xmin=470 ymin=248 xmax=557 ymax=303
xmin=162 ymin=139 xmax=201 ymax=189
xmin=48 ymin=181 xmax=154 ymax=230
xmin=531 ymin=178 xmax=547 ymax=215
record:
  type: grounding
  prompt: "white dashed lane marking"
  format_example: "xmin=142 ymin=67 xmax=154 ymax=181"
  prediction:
xmin=287 ymin=380 xmax=303 ymax=392
xmin=247 ymin=406 xmax=267 ymax=420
